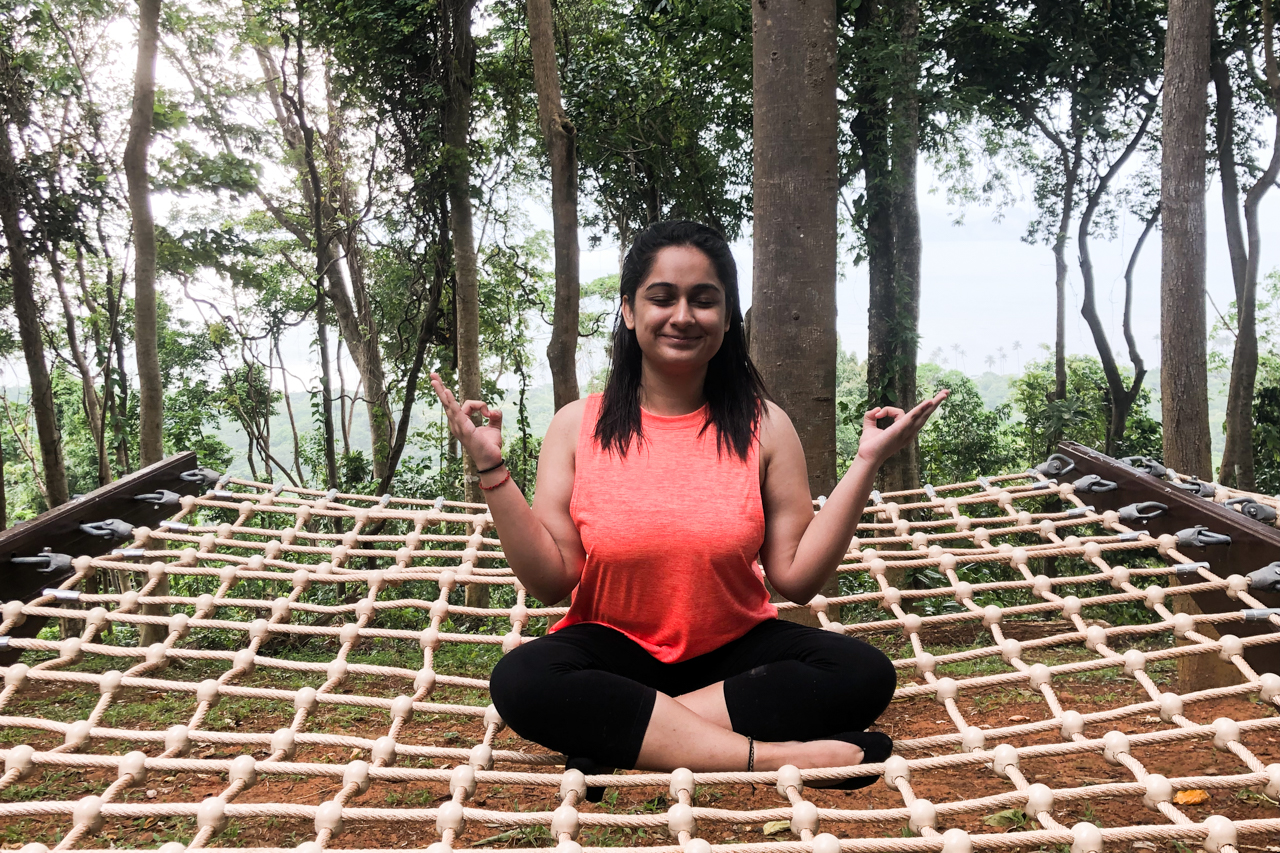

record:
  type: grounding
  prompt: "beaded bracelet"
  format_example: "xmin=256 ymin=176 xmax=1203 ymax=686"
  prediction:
xmin=479 ymin=470 xmax=512 ymax=492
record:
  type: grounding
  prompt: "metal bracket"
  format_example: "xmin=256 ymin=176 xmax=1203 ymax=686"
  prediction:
xmin=180 ymin=467 xmax=224 ymax=487
xmin=1173 ymin=479 xmax=1217 ymax=499
xmin=133 ymin=490 xmax=183 ymax=508
xmin=1122 ymin=456 xmax=1168 ymax=477
xmin=78 ymin=519 xmax=135 ymax=539
xmin=1073 ymin=474 xmax=1118 ymax=494
xmin=10 ymin=551 xmax=73 ymax=574
xmin=1034 ymin=453 xmax=1076 ymax=477
xmin=1174 ymin=561 xmax=1212 ymax=577
xmin=1177 ymin=526 xmax=1233 ymax=549
xmin=1247 ymin=562 xmax=1280 ymax=593
xmin=1225 ymin=496 xmax=1279 ymax=524
xmin=42 ymin=589 xmax=81 ymax=603
xmin=1118 ymin=501 xmax=1167 ymax=523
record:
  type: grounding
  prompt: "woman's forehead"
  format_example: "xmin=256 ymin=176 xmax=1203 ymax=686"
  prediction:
xmin=644 ymin=246 xmax=724 ymax=289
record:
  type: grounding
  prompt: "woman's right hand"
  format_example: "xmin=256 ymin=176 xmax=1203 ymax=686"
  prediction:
xmin=430 ymin=373 xmax=505 ymax=470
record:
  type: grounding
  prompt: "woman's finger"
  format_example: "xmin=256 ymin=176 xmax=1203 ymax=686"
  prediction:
xmin=485 ymin=407 xmax=504 ymax=431
xmin=879 ymin=406 xmax=906 ymax=420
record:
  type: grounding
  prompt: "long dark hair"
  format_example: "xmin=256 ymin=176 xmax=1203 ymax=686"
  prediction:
xmin=594 ymin=221 xmax=770 ymax=460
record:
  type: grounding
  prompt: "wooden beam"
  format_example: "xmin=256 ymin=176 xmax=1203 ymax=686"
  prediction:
xmin=0 ymin=452 xmax=206 ymax=660
xmin=1058 ymin=441 xmax=1280 ymax=683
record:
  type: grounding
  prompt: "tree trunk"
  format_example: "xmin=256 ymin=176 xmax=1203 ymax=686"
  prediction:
xmin=0 ymin=119 xmax=70 ymax=508
xmin=1219 ymin=15 xmax=1280 ymax=489
xmin=1160 ymin=0 xmax=1214 ymax=478
xmin=317 ymin=290 xmax=340 ymax=491
xmin=1050 ymin=135 xmax=1082 ymax=409
xmin=885 ymin=0 xmax=921 ymax=491
xmin=124 ymin=0 xmax=164 ymax=467
xmin=528 ymin=0 xmax=580 ymax=413
xmin=752 ymin=0 xmax=839 ymax=620
xmin=1076 ymin=99 xmax=1157 ymax=455
xmin=53 ymin=252 xmax=110 ymax=486
xmin=444 ymin=0 xmax=487 ymax=609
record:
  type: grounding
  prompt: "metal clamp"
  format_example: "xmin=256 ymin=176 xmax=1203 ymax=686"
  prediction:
xmin=1034 ymin=454 xmax=1076 ymax=477
xmin=1066 ymin=506 xmax=1094 ymax=519
xmin=1242 ymin=608 xmax=1280 ymax=621
xmin=1122 ymin=456 xmax=1168 ymax=477
xmin=111 ymin=548 xmax=146 ymax=558
xmin=1173 ymin=479 xmax=1216 ymax=498
xmin=1072 ymin=474 xmax=1118 ymax=494
xmin=1173 ymin=561 xmax=1211 ymax=577
xmin=1176 ymin=526 xmax=1233 ymax=549
xmin=923 ymin=484 xmax=937 ymax=501
xmin=78 ymin=519 xmax=135 ymax=539
xmin=134 ymin=490 xmax=183 ymax=508
xmin=181 ymin=467 xmax=224 ymax=487
xmin=11 ymin=551 xmax=73 ymax=574
xmin=869 ymin=489 xmax=884 ymax=506
xmin=1224 ymin=496 xmax=1279 ymax=523
xmin=42 ymin=589 xmax=81 ymax=603
xmin=160 ymin=520 xmax=190 ymax=532
xmin=1247 ymin=562 xmax=1280 ymax=593
xmin=1118 ymin=501 xmax=1167 ymax=523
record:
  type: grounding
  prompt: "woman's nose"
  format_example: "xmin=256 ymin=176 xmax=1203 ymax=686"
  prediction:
xmin=670 ymin=299 xmax=694 ymax=325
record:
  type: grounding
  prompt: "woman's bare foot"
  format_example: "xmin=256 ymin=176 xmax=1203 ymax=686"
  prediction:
xmin=754 ymin=738 xmax=865 ymax=771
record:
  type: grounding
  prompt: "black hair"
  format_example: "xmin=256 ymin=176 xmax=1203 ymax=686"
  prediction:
xmin=594 ymin=220 xmax=771 ymax=461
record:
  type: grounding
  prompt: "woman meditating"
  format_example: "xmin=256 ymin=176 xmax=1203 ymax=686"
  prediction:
xmin=430 ymin=220 xmax=947 ymax=789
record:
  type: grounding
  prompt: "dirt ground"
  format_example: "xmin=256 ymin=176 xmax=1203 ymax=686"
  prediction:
xmin=2 ymin=671 xmax=1278 ymax=852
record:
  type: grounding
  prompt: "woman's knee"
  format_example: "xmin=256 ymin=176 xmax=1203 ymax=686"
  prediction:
xmin=489 ymin=642 xmax=557 ymax=731
xmin=826 ymin=639 xmax=897 ymax=727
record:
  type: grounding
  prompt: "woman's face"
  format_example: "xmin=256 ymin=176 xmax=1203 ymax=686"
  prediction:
xmin=622 ymin=245 xmax=730 ymax=375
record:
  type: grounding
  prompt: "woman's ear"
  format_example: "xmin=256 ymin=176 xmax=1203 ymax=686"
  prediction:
xmin=621 ymin=295 xmax=636 ymax=330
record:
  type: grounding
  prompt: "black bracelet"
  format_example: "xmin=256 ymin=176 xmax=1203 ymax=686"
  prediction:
xmin=746 ymin=737 xmax=755 ymax=772
xmin=476 ymin=458 xmax=506 ymax=475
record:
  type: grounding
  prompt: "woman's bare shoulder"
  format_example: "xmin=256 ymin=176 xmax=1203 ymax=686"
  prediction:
xmin=758 ymin=400 xmax=798 ymax=446
xmin=542 ymin=396 xmax=591 ymax=452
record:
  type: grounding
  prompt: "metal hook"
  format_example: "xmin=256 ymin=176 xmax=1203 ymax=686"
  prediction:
xmin=1176 ymin=526 xmax=1232 ymax=549
xmin=1224 ymin=496 xmax=1279 ymax=523
xmin=1117 ymin=501 xmax=1167 ymax=523
xmin=1034 ymin=454 xmax=1076 ymax=477
xmin=1072 ymin=474 xmax=1118 ymax=494
xmin=1121 ymin=456 xmax=1168 ymax=477
xmin=78 ymin=519 xmax=135 ymax=539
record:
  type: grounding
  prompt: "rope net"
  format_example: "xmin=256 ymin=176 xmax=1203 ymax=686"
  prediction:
xmin=1 ymin=466 xmax=1279 ymax=853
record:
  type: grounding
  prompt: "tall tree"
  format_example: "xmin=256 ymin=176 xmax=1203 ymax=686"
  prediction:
xmin=0 ymin=103 xmax=70 ymax=508
xmin=751 ymin=0 xmax=839 ymax=500
xmin=1161 ymin=0 xmax=1214 ymax=477
xmin=1215 ymin=0 xmax=1279 ymax=488
xmin=124 ymin=0 xmax=164 ymax=466
xmin=527 ymin=0 xmax=580 ymax=412
xmin=850 ymin=0 xmax=925 ymax=491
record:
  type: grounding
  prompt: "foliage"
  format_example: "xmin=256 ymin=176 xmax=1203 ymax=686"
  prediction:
xmin=916 ymin=367 xmax=1020 ymax=486
xmin=1011 ymin=356 xmax=1162 ymax=463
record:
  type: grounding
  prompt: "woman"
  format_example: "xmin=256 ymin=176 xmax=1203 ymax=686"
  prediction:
xmin=430 ymin=221 xmax=946 ymax=788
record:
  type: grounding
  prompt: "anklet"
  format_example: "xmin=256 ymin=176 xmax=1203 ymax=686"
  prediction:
xmin=746 ymin=737 xmax=755 ymax=772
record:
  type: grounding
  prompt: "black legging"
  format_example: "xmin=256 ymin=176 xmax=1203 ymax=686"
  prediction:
xmin=489 ymin=619 xmax=897 ymax=769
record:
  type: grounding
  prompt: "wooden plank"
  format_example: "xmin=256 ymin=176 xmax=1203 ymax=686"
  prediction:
xmin=0 ymin=451 xmax=203 ymax=602
xmin=1058 ymin=441 xmax=1280 ymax=682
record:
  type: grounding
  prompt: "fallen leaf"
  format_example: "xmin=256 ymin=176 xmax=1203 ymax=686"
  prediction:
xmin=1142 ymin=716 xmax=1161 ymax=724
xmin=1133 ymin=841 xmax=1157 ymax=851
xmin=1173 ymin=789 xmax=1210 ymax=805
xmin=763 ymin=821 xmax=790 ymax=836
xmin=1009 ymin=715 xmax=1030 ymax=722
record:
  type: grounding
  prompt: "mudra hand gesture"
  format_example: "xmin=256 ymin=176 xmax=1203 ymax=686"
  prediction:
xmin=855 ymin=389 xmax=950 ymax=465
xmin=430 ymin=372 xmax=504 ymax=471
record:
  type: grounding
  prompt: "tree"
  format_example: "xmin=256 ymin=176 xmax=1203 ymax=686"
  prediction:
xmin=527 ymin=0 xmax=579 ymax=413
xmin=1214 ymin=0 xmax=1280 ymax=488
xmin=0 ymin=34 xmax=70 ymax=508
xmin=124 ymin=0 xmax=164 ymax=466
xmin=944 ymin=0 xmax=1164 ymax=453
xmin=1161 ymin=0 xmax=1214 ymax=477
xmin=751 ymin=0 xmax=839 ymax=501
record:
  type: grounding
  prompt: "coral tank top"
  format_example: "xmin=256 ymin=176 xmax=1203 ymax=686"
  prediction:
xmin=552 ymin=393 xmax=777 ymax=663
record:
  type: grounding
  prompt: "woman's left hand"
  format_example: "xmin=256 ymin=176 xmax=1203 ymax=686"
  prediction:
xmin=854 ymin=390 xmax=950 ymax=465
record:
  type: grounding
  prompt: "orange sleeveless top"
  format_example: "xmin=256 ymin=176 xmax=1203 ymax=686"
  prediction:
xmin=552 ymin=393 xmax=777 ymax=663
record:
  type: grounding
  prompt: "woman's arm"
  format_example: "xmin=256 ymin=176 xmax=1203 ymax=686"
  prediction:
xmin=430 ymin=374 xmax=586 ymax=604
xmin=759 ymin=392 xmax=948 ymax=604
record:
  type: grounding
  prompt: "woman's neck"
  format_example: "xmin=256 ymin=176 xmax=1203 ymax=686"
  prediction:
xmin=638 ymin=361 xmax=708 ymax=416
